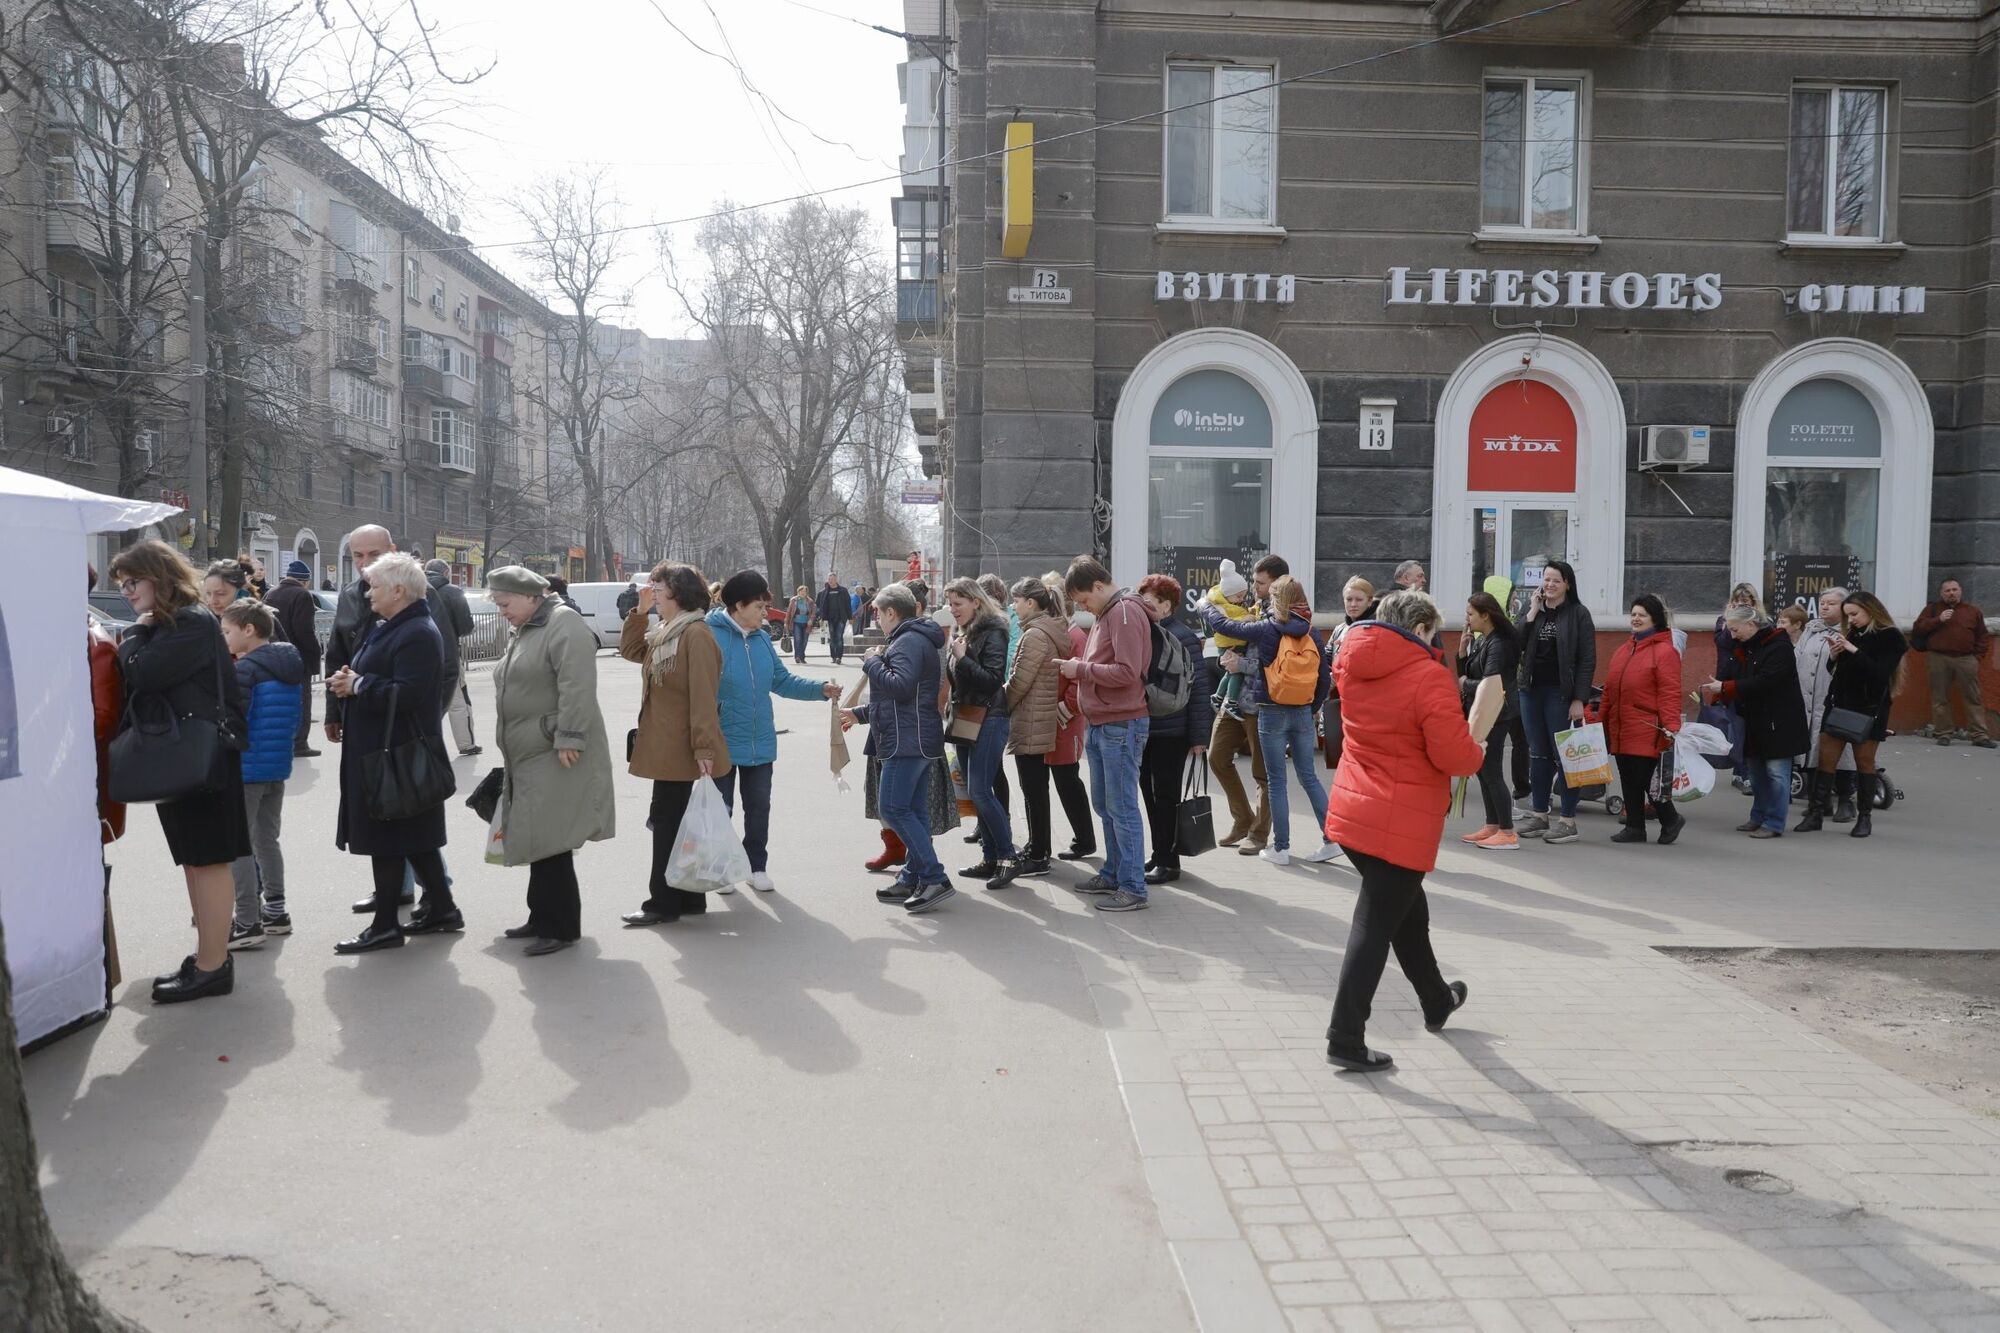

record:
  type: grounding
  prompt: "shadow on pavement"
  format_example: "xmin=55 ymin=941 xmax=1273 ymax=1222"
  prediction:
xmin=323 ymin=936 xmax=494 ymax=1135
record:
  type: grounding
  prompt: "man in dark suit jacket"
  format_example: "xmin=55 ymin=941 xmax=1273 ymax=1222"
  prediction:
xmin=816 ymin=574 xmax=852 ymax=664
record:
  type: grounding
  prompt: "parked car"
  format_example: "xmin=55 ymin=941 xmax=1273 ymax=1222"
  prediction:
xmin=560 ymin=581 xmax=637 ymax=649
xmin=460 ymin=589 xmax=507 ymax=661
xmin=87 ymin=603 xmax=132 ymax=638
xmin=88 ymin=591 xmax=134 ymax=625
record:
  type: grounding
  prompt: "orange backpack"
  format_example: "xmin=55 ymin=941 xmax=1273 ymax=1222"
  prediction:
xmin=1264 ymin=627 xmax=1320 ymax=706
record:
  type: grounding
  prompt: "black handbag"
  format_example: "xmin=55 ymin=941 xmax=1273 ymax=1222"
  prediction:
xmin=1822 ymin=703 xmax=1875 ymax=744
xmin=465 ymin=766 xmax=505 ymax=823
xmin=107 ymin=628 xmax=240 ymax=804
xmin=1175 ymin=753 xmax=1216 ymax=858
xmin=362 ymin=683 xmax=457 ymax=821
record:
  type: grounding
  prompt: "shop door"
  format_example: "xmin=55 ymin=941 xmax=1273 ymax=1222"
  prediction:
xmin=1472 ymin=502 xmax=1577 ymax=622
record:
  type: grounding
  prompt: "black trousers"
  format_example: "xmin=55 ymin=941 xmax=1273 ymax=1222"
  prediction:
xmin=1328 ymin=848 xmax=1453 ymax=1047
xmin=372 ymin=851 xmax=448 ymax=932
xmin=1507 ymin=715 xmax=1530 ymax=796
xmin=1015 ymin=753 xmax=1053 ymax=859
xmin=1477 ymin=729 xmax=1514 ymax=828
xmin=526 ymin=851 xmax=581 ymax=942
xmin=1015 ymin=754 xmax=1093 ymax=857
xmin=1051 ymin=763 xmax=1092 ymax=853
xmin=1140 ymin=735 xmax=1191 ymax=869
xmin=645 ymin=779 xmax=697 ymax=912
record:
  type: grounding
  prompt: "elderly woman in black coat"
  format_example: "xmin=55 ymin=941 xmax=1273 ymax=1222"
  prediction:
xmin=326 ymin=552 xmax=456 ymax=954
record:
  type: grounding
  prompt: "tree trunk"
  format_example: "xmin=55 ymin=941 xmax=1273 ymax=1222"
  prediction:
xmin=0 ymin=917 xmax=145 ymax=1332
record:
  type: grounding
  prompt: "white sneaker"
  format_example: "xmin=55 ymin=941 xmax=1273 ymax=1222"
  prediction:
xmin=717 ymin=883 xmax=737 ymax=895
xmin=1259 ymin=847 xmax=1292 ymax=866
xmin=749 ymin=871 xmax=775 ymax=893
xmin=1305 ymin=841 xmax=1346 ymax=864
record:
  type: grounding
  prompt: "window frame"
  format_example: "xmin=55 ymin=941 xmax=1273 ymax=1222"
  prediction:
xmin=1478 ymin=69 xmax=1591 ymax=239
xmin=1786 ymin=82 xmax=1892 ymax=245
xmin=1159 ymin=59 xmax=1281 ymax=232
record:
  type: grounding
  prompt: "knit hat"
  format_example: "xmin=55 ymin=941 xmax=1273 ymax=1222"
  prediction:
xmin=1217 ymin=559 xmax=1248 ymax=599
xmin=285 ymin=560 xmax=310 ymax=579
xmin=424 ymin=559 xmax=451 ymax=578
xmin=486 ymin=565 xmax=549 ymax=596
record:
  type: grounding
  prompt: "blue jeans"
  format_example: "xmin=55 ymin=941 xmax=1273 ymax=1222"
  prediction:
xmin=827 ymin=620 xmax=846 ymax=663
xmin=1257 ymin=703 xmax=1329 ymax=852
xmin=791 ymin=623 xmax=809 ymax=663
xmin=879 ymin=757 xmax=943 ymax=884
xmin=402 ymin=850 xmax=451 ymax=898
xmin=1748 ymin=755 xmax=1793 ymax=832
xmin=1520 ymin=684 xmax=1581 ymax=818
xmin=714 ymin=762 xmax=774 ymax=873
xmin=956 ymin=712 xmax=1015 ymax=862
xmin=1087 ymin=717 xmax=1150 ymax=897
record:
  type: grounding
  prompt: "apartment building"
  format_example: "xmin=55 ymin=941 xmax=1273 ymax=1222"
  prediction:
xmin=893 ymin=0 xmax=952 ymax=516
xmin=0 ymin=16 xmax=561 ymax=584
xmin=937 ymin=0 xmax=2000 ymax=687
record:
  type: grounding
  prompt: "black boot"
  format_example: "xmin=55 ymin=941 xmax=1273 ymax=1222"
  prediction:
xmin=1831 ymin=770 xmax=1858 ymax=824
xmin=1792 ymin=771 xmax=1825 ymax=832
xmin=1850 ymin=776 xmax=1875 ymax=837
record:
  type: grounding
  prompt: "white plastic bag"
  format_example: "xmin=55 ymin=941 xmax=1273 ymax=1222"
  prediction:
xmin=484 ymin=794 xmax=507 ymax=865
xmin=1665 ymin=733 xmax=1716 ymax=803
xmin=665 ymin=776 xmax=751 ymax=893
xmin=1553 ymin=722 xmax=1614 ymax=788
xmin=1679 ymin=721 xmax=1733 ymax=756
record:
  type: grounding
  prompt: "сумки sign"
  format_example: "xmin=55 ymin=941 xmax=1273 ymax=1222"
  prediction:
xmin=1385 ymin=266 xmax=1723 ymax=312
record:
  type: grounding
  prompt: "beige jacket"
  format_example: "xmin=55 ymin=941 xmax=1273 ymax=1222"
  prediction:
xmin=1004 ymin=612 xmax=1072 ymax=755
xmin=620 ymin=610 xmax=732 ymax=783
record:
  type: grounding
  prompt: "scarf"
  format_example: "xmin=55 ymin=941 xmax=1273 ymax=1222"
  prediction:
xmin=644 ymin=610 xmax=705 ymax=684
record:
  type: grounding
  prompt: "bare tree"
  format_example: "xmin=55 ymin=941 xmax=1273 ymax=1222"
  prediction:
xmin=663 ymin=199 xmax=898 ymax=590
xmin=0 ymin=914 xmax=143 ymax=1332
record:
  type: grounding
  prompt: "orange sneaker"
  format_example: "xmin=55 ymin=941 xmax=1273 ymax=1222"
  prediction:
xmin=1460 ymin=824 xmax=1500 ymax=844
xmin=1475 ymin=829 xmax=1519 ymax=851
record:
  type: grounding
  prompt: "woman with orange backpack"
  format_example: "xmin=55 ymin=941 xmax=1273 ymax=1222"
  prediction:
xmin=1229 ymin=575 xmax=1342 ymax=866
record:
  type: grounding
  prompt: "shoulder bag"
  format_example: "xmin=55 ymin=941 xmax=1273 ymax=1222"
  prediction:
xmin=106 ymin=624 xmax=240 ymax=804
xmin=363 ymin=682 xmax=457 ymax=821
xmin=1821 ymin=646 xmax=1885 ymax=744
xmin=946 ymin=702 xmax=987 ymax=743
xmin=1175 ymin=753 xmax=1216 ymax=858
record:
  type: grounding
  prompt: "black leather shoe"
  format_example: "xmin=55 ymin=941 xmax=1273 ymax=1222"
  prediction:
xmin=957 ymin=860 xmax=998 ymax=880
xmin=523 ymin=937 xmax=575 ymax=956
xmin=293 ymin=745 xmax=322 ymax=757
xmin=963 ymin=830 xmax=982 ymax=844
xmin=153 ymin=956 xmax=233 ymax=1004
xmin=506 ymin=921 xmax=545 ymax=938
xmin=1058 ymin=846 xmax=1096 ymax=861
xmin=335 ymin=923 xmax=405 ymax=954
xmin=155 ymin=954 xmax=197 ymax=986
xmin=985 ymin=860 xmax=1021 ymax=891
xmin=1425 ymin=981 xmax=1469 ymax=1033
xmin=1326 ymin=1043 xmax=1394 ymax=1072
xmin=1610 ymin=826 xmax=1647 ymax=844
xmin=875 ymin=881 xmax=915 ymax=904
xmin=904 ymin=881 xmax=956 ymax=915
xmin=1145 ymin=866 xmax=1182 ymax=885
xmin=406 ymin=907 xmax=465 ymax=935
xmin=352 ymin=890 xmax=414 ymax=915
xmin=1016 ymin=856 xmax=1053 ymax=877
xmin=620 ymin=908 xmax=676 ymax=927
xmin=1656 ymin=806 xmax=1685 ymax=846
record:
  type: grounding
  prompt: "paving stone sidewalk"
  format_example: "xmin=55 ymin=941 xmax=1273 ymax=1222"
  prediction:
xmin=1052 ymin=742 xmax=2000 ymax=1331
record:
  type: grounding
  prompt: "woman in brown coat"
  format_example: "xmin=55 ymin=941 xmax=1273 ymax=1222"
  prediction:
xmin=1003 ymin=577 xmax=1073 ymax=876
xmin=620 ymin=561 xmax=731 ymax=925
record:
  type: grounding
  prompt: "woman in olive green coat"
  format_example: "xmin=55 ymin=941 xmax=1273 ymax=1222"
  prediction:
xmin=488 ymin=566 xmax=616 ymax=954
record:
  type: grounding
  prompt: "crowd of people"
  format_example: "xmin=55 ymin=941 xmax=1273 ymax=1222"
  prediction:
xmin=91 ymin=528 xmax=1985 ymax=1070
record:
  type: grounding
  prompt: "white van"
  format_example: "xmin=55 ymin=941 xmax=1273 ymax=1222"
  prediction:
xmin=563 ymin=581 xmax=638 ymax=649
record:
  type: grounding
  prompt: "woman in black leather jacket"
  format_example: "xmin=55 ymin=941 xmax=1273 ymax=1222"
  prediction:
xmin=1801 ymin=590 xmax=1907 ymax=839
xmin=944 ymin=577 xmax=1018 ymax=889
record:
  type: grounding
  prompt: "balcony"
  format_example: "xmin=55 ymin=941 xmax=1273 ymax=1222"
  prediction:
xmin=439 ymin=439 xmax=476 ymax=473
xmin=482 ymin=425 xmax=522 ymax=487
xmin=915 ymin=431 xmax=941 ymax=480
xmin=333 ymin=324 xmax=386 ymax=377
xmin=1430 ymin=0 xmax=1686 ymax=39
xmin=908 ymin=387 xmax=939 ymax=437
xmin=483 ymin=394 xmax=517 ymax=426
xmin=253 ymin=298 xmax=305 ymax=339
xmin=46 ymin=207 xmax=110 ymax=262
xmin=329 ymin=414 xmax=394 ymax=456
xmin=896 ymin=278 xmax=938 ymax=334
xmin=900 ymin=124 xmax=945 ymax=190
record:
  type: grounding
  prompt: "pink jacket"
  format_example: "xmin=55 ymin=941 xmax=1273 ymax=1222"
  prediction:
xmin=1076 ymin=591 xmax=1150 ymax=724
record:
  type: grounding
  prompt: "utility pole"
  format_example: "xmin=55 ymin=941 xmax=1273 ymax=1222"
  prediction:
xmin=186 ymin=231 xmax=209 ymax=560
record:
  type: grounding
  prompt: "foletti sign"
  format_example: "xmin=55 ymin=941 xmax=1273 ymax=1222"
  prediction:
xmin=1385 ymin=266 xmax=1723 ymax=312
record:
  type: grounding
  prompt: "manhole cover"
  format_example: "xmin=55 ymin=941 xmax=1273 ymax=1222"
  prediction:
xmin=1725 ymin=1168 xmax=1793 ymax=1195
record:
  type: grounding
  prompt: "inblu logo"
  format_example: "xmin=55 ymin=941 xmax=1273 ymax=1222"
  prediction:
xmin=1173 ymin=408 xmax=1248 ymax=432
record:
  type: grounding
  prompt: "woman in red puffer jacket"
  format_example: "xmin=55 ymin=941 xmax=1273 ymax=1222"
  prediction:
xmin=1323 ymin=590 xmax=1492 ymax=1074
xmin=1598 ymin=594 xmax=1684 ymax=847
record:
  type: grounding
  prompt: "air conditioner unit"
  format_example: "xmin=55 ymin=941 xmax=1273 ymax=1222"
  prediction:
xmin=1641 ymin=424 xmax=1710 ymax=472
xmin=429 ymin=294 xmax=445 ymax=314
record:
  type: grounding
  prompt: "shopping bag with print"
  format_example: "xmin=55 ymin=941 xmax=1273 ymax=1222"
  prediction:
xmin=664 ymin=776 xmax=753 ymax=892
xmin=1552 ymin=722 xmax=1614 ymax=788
xmin=484 ymin=793 xmax=508 ymax=866
xmin=1666 ymin=732 xmax=1716 ymax=803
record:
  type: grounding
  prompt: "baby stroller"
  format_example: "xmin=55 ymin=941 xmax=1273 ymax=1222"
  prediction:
xmin=1789 ymin=765 xmax=1900 ymax=810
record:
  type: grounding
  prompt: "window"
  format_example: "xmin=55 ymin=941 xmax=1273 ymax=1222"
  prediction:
xmin=1788 ymin=85 xmax=1887 ymax=241
xmin=337 ymin=372 xmax=389 ymax=427
xmin=380 ymin=470 xmax=395 ymax=512
xmin=431 ymin=279 xmax=446 ymax=313
xmin=453 ymin=348 xmax=477 ymax=383
xmin=301 ymin=461 xmax=313 ymax=500
xmin=1163 ymin=63 xmax=1277 ymax=226
xmin=898 ymin=237 xmax=942 ymax=280
xmin=405 ymin=255 xmax=422 ymax=300
xmin=343 ymin=464 xmax=357 ymax=507
xmin=430 ymin=408 xmax=458 ymax=445
xmin=292 ymin=186 xmax=309 ymax=229
xmin=375 ymin=318 xmax=393 ymax=358
xmin=1481 ymin=76 xmax=1584 ymax=233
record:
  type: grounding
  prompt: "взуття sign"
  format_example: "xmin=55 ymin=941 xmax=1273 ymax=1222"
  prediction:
xmin=1385 ymin=266 xmax=1723 ymax=312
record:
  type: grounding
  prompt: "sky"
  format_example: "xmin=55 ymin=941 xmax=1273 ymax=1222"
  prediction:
xmin=408 ymin=0 xmax=913 ymax=335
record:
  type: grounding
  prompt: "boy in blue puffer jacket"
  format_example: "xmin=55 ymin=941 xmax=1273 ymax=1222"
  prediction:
xmin=221 ymin=602 xmax=303 ymax=947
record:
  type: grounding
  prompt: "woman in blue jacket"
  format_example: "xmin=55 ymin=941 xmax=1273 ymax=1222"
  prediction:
xmin=846 ymin=583 xmax=953 ymax=913
xmin=705 ymin=570 xmax=842 ymax=893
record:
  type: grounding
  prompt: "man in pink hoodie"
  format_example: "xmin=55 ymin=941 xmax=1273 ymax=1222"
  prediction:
xmin=1059 ymin=555 xmax=1154 ymax=911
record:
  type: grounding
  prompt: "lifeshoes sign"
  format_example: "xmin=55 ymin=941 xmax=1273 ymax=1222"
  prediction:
xmin=1386 ymin=266 xmax=1723 ymax=312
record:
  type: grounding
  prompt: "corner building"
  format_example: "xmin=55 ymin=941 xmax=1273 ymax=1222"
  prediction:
xmin=943 ymin=0 xmax=1998 ymax=667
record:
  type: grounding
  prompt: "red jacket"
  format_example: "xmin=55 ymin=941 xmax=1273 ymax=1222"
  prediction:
xmin=1598 ymin=630 xmax=1682 ymax=758
xmin=1324 ymin=624 xmax=1486 ymax=873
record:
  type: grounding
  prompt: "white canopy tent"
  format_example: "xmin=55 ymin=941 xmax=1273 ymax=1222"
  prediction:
xmin=0 ymin=466 xmax=178 ymax=1046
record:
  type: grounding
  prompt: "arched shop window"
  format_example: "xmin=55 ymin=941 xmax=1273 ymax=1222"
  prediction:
xmin=1112 ymin=329 xmax=1317 ymax=604
xmin=1432 ymin=334 xmax=1626 ymax=625
xmin=1734 ymin=339 xmax=1933 ymax=619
